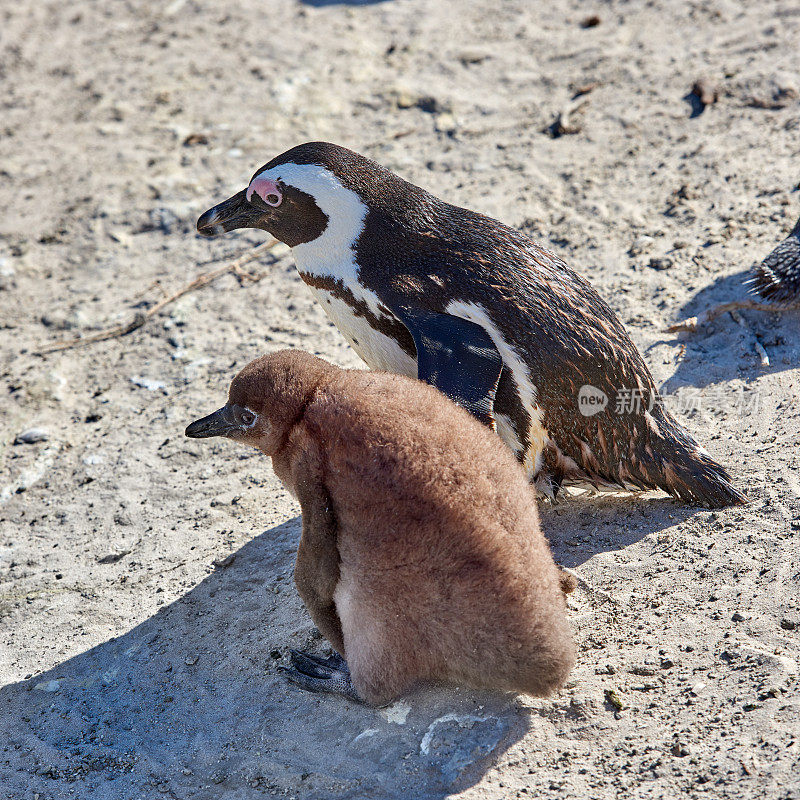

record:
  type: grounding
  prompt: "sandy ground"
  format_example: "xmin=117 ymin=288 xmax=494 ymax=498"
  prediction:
xmin=1 ymin=0 xmax=799 ymax=797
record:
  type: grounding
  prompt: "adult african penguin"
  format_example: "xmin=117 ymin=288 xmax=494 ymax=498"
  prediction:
xmin=197 ymin=141 xmax=746 ymax=508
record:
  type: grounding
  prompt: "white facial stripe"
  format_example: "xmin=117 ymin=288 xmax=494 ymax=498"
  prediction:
xmin=253 ymin=165 xmax=361 ymax=261
xmin=253 ymin=163 xmax=386 ymax=320
xmin=444 ymin=300 xmax=548 ymax=477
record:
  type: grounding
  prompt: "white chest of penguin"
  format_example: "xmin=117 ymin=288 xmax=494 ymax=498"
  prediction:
xmin=308 ymin=285 xmax=418 ymax=377
xmin=292 ymin=242 xmax=417 ymax=378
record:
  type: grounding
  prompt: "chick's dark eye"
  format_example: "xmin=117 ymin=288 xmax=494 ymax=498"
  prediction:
xmin=240 ymin=410 xmax=255 ymax=426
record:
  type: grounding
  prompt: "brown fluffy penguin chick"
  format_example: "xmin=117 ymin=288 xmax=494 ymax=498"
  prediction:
xmin=185 ymin=350 xmax=575 ymax=706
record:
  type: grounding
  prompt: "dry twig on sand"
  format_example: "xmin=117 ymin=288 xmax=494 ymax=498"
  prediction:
xmin=545 ymin=98 xmax=590 ymax=137
xmin=667 ymin=299 xmax=800 ymax=333
xmin=561 ymin=567 xmax=620 ymax=607
xmin=729 ymin=309 xmax=771 ymax=367
xmin=36 ymin=240 xmax=280 ymax=354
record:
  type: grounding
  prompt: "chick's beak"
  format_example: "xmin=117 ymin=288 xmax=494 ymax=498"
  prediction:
xmin=196 ymin=189 xmax=269 ymax=237
xmin=185 ymin=405 xmax=238 ymax=438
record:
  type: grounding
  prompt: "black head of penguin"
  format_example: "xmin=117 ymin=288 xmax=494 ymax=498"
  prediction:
xmin=196 ymin=180 xmax=327 ymax=248
xmin=197 ymin=142 xmax=433 ymax=248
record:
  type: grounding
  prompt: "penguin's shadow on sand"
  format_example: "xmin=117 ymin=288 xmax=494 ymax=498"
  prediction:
xmin=648 ymin=269 xmax=800 ymax=395
xmin=0 ymin=517 xmax=532 ymax=800
xmin=542 ymin=494 xmax=703 ymax=570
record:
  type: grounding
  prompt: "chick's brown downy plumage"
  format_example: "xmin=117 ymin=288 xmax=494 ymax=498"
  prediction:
xmin=186 ymin=350 xmax=575 ymax=706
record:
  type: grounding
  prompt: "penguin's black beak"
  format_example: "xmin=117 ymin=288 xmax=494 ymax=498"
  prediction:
xmin=196 ymin=189 xmax=269 ymax=238
xmin=185 ymin=405 xmax=238 ymax=438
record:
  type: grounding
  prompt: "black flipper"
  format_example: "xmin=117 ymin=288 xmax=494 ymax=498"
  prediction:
xmin=398 ymin=310 xmax=504 ymax=427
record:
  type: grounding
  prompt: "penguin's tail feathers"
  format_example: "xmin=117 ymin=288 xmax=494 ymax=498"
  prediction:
xmin=646 ymin=408 xmax=748 ymax=508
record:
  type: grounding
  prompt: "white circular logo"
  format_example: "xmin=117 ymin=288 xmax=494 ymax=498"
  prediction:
xmin=577 ymin=384 xmax=608 ymax=416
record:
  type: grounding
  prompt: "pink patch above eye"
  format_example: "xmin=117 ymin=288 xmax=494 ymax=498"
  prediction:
xmin=246 ymin=176 xmax=283 ymax=207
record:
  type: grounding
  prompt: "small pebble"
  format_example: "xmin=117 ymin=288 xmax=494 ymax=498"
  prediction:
xmin=15 ymin=428 xmax=49 ymax=444
xmin=604 ymin=688 xmax=623 ymax=711
xmin=34 ymin=680 xmax=60 ymax=692
xmin=97 ymin=550 xmax=130 ymax=565
xmin=434 ymin=112 xmax=457 ymax=134
xmin=183 ymin=133 xmax=208 ymax=146
xmin=691 ymin=77 xmax=719 ymax=107
xmin=212 ymin=553 xmax=237 ymax=570
xmin=130 ymin=376 xmax=167 ymax=392
xmin=648 ymin=256 xmax=674 ymax=271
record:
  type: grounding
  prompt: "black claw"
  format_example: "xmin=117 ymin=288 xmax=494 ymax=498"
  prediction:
xmin=288 ymin=649 xmax=333 ymax=679
xmin=304 ymin=650 xmax=347 ymax=670
xmin=326 ymin=651 xmax=347 ymax=669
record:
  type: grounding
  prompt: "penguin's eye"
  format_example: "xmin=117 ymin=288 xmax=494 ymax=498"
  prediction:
xmin=239 ymin=410 xmax=256 ymax=427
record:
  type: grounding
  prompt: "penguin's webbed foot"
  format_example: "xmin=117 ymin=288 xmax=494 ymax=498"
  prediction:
xmin=278 ymin=649 xmax=363 ymax=703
